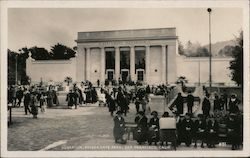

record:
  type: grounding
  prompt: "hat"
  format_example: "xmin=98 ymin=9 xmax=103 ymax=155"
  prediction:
xmin=151 ymin=111 xmax=158 ymax=116
xmin=116 ymin=111 xmax=123 ymax=115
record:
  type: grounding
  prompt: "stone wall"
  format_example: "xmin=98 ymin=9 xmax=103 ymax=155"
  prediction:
xmin=176 ymin=56 xmax=234 ymax=85
xmin=26 ymin=57 xmax=76 ymax=84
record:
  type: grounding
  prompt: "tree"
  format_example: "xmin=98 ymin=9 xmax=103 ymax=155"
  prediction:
xmin=178 ymin=41 xmax=185 ymax=55
xmin=29 ymin=46 xmax=51 ymax=60
xmin=229 ymin=31 xmax=243 ymax=86
xmin=8 ymin=48 xmax=30 ymax=85
xmin=50 ymin=43 xmax=76 ymax=60
xmin=218 ymin=45 xmax=235 ymax=57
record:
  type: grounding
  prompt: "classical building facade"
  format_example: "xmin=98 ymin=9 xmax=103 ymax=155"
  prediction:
xmin=75 ymin=28 xmax=178 ymax=85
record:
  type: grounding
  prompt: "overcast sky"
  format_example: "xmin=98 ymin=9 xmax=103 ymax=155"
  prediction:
xmin=8 ymin=8 xmax=242 ymax=52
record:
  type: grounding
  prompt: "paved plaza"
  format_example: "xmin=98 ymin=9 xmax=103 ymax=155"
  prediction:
xmin=7 ymin=100 xmax=235 ymax=151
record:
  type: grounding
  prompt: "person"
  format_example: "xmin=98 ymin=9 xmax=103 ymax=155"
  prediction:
xmin=174 ymin=93 xmax=184 ymax=115
xmin=176 ymin=115 xmax=185 ymax=146
xmin=182 ymin=113 xmax=193 ymax=147
xmin=39 ymin=92 xmax=46 ymax=113
xmin=135 ymin=111 xmax=148 ymax=144
xmin=135 ymin=97 xmax=140 ymax=113
xmin=16 ymin=87 xmax=24 ymax=107
xmin=206 ymin=116 xmax=219 ymax=148
xmin=220 ymin=90 xmax=228 ymax=111
xmin=66 ymin=90 xmax=75 ymax=109
xmin=186 ymin=91 xmax=194 ymax=114
xmin=97 ymin=79 xmax=100 ymax=87
xmin=213 ymin=95 xmax=221 ymax=112
xmin=193 ymin=114 xmax=206 ymax=148
xmin=46 ymin=90 xmax=53 ymax=107
xmin=117 ymin=87 xmax=128 ymax=116
xmin=202 ymin=93 xmax=211 ymax=118
xmin=77 ymin=87 xmax=83 ymax=105
xmin=23 ymin=89 xmax=31 ymax=115
xmin=148 ymin=111 xmax=160 ymax=145
xmin=113 ymin=111 xmax=126 ymax=144
xmin=73 ymin=89 xmax=79 ymax=109
xmin=227 ymin=113 xmax=241 ymax=150
xmin=228 ymin=94 xmax=240 ymax=114
xmin=30 ymin=92 xmax=38 ymax=119
xmin=107 ymin=92 xmax=116 ymax=116
xmin=159 ymin=112 xmax=177 ymax=149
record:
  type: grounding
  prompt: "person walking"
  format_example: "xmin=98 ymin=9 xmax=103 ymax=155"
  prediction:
xmin=186 ymin=91 xmax=194 ymax=114
xmin=30 ymin=92 xmax=38 ymax=119
xmin=23 ymin=89 xmax=31 ymax=115
xmin=16 ymin=87 xmax=24 ymax=107
xmin=113 ymin=111 xmax=126 ymax=144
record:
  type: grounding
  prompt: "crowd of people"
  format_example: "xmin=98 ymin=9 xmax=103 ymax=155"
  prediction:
xmin=112 ymin=86 xmax=242 ymax=151
xmin=8 ymin=81 xmax=243 ymax=150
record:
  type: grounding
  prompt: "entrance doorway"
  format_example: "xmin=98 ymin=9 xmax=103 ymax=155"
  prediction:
xmin=106 ymin=69 xmax=114 ymax=80
xmin=121 ymin=69 xmax=129 ymax=82
xmin=136 ymin=69 xmax=144 ymax=82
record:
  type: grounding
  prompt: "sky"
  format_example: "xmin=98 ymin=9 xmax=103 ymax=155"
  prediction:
xmin=8 ymin=8 xmax=242 ymax=52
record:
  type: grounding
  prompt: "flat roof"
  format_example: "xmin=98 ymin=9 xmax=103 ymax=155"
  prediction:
xmin=76 ymin=27 xmax=177 ymax=43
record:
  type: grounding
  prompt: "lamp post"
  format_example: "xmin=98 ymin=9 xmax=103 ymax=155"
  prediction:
xmin=207 ymin=8 xmax=212 ymax=93
xmin=15 ymin=54 xmax=18 ymax=85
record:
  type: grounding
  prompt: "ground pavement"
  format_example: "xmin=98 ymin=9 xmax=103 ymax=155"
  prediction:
xmin=7 ymin=101 xmax=233 ymax=151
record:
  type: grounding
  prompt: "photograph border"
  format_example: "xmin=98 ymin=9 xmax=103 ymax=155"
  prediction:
xmin=1 ymin=0 xmax=250 ymax=157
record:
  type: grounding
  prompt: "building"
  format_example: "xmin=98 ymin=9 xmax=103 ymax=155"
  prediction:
xmin=26 ymin=28 xmax=235 ymax=86
xmin=75 ymin=28 xmax=178 ymax=85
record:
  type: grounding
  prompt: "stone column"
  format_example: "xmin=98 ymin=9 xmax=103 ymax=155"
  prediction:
xmin=85 ymin=47 xmax=91 ymax=81
xmin=145 ymin=45 xmax=150 ymax=83
xmin=115 ymin=46 xmax=120 ymax=81
xmin=130 ymin=46 xmax=135 ymax=81
xmin=76 ymin=46 xmax=86 ymax=82
xmin=161 ymin=45 xmax=167 ymax=84
xmin=167 ymin=44 xmax=177 ymax=84
xmin=100 ymin=47 xmax=105 ymax=83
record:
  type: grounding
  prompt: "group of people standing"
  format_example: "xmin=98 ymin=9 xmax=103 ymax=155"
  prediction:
xmin=66 ymin=81 xmax=98 ymax=109
xmin=172 ymin=90 xmax=241 ymax=118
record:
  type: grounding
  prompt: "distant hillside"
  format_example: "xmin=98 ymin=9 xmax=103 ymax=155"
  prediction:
xmin=204 ymin=40 xmax=236 ymax=57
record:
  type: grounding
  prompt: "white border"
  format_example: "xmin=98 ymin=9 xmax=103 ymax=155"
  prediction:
xmin=1 ymin=0 xmax=249 ymax=157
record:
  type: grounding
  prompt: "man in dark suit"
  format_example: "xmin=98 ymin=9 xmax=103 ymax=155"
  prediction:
xmin=174 ymin=93 xmax=184 ymax=115
xmin=202 ymin=93 xmax=211 ymax=118
xmin=182 ymin=113 xmax=193 ymax=147
xmin=113 ymin=111 xmax=126 ymax=144
xmin=186 ymin=91 xmax=194 ymax=114
xmin=193 ymin=114 xmax=206 ymax=148
xmin=23 ymin=89 xmax=31 ymax=115
xmin=135 ymin=111 xmax=148 ymax=144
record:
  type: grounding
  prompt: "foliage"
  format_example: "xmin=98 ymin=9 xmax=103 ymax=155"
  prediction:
xmin=50 ymin=43 xmax=76 ymax=60
xmin=8 ymin=49 xmax=30 ymax=85
xmin=29 ymin=46 xmax=51 ymax=60
xmin=180 ymin=41 xmax=209 ymax=57
xmin=229 ymin=31 xmax=243 ymax=86
xmin=218 ymin=45 xmax=235 ymax=57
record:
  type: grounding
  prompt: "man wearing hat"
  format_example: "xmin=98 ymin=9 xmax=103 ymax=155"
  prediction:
xmin=113 ymin=111 xmax=126 ymax=144
xmin=228 ymin=94 xmax=240 ymax=114
xmin=193 ymin=114 xmax=206 ymax=148
xmin=202 ymin=93 xmax=211 ymax=118
xmin=148 ymin=111 xmax=160 ymax=145
xmin=135 ymin=111 xmax=148 ymax=144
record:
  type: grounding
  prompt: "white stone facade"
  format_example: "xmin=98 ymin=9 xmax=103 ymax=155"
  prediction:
xmin=26 ymin=28 xmax=235 ymax=86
